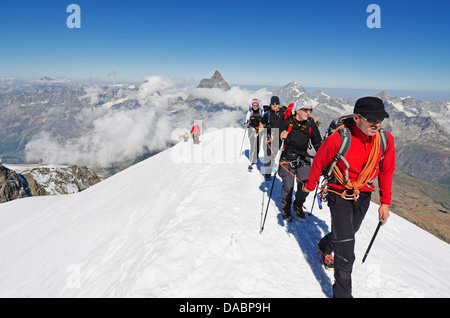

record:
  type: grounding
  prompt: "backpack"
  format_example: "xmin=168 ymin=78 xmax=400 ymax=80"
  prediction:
xmin=284 ymin=103 xmax=294 ymax=120
xmin=323 ymin=114 xmax=388 ymax=183
xmin=248 ymin=107 xmax=262 ymax=127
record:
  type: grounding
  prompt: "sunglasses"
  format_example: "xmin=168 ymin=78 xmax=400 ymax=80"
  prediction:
xmin=300 ymin=108 xmax=313 ymax=113
xmin=357 ymin=114 xmax=383 ymax=124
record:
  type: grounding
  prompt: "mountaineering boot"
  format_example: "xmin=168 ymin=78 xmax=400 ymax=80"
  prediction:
xmin=293 ymin=203 xmax=305 ymax=218
xmin=317 ymin=245 xmax=334 ymax=270
xmin=282 ymin=210 xmax=292 ymax=222
xmin=248 ymin=164 xmax=254 ymax=171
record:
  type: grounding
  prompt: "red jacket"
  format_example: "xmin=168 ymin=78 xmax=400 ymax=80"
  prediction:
xmin=305 ymin=124 xmax=395 ymax=205
xmin=191 ymin=125 xmax=200 ymax=134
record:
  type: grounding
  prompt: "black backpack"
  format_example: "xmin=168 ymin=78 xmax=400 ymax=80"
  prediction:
xmin=248 ymin=107 xmax=262 ymax=127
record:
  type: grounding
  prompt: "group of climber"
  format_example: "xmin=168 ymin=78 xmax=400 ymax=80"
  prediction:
xmin=244 ymin=95 xmax=395 ymax=298
xmin=244 ymin=96 xmax=322 ymax=219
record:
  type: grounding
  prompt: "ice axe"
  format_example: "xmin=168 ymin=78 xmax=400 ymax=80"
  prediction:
xmin=362 ymin=219 xmax=383 ymax=263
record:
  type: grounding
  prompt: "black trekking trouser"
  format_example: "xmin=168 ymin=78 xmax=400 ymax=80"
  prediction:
xmin=278 ymin=157 xmax=311 ymax=213
xmin=318 ymin=191 xmax=372 ymax=298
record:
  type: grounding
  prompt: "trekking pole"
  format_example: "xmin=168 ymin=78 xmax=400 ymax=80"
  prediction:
xmin=260 ymin=170 xmax=277 ymax=234
xmin=362 ymin=219 xmax=383 ymax=264
xmin=239 ymin=126 xmax=248 ymax=158
xmin=260 ymin=140 xmax=285 ymax=234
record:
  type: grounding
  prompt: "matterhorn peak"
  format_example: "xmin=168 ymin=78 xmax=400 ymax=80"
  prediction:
xmin=197 ymin=70 xmax=230 ymax=90
xmin=212 ymin=70 xmax=224 ymax=80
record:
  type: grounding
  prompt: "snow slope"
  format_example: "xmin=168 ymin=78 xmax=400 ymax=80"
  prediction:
xmin=0 ymin=127 xmax=448 ymax=298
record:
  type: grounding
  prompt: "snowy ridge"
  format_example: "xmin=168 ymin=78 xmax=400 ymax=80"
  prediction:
xmin=0 ymin=127 xmax=448 ymax=298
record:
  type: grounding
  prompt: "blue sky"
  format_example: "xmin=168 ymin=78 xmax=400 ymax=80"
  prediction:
xmin=1 ymin=0 xmax=449 ymax=93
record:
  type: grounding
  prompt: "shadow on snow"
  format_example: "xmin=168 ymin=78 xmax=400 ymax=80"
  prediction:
xmin=241 ymin=142 xmax=333 ymax=297
xmin=257 ymin=161 xmax=333 ymax=298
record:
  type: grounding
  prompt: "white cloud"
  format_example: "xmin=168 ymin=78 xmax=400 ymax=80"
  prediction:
xmin=186 ymin=86 xmax=272 ymax=109
xmin=26 ymin=106 xmax=170 ymax=167
xmin=24 ymin=75 xmax=272 ymax=167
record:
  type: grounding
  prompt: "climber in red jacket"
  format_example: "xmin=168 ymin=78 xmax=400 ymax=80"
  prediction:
xmin=191 ymin=122 xmax=201 ymax=144
xmin=302 ymin=96 xmax=395 ymax=298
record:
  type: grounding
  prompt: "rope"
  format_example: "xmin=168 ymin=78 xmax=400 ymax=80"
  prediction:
xmin=331 ymin=131 xmax=381 ymax=200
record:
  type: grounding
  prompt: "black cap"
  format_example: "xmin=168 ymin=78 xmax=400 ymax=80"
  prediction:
xmin=354 ymin=97 xmax=389 ymax=121
xmin=270 ymin=96 xmax=280 ymax=105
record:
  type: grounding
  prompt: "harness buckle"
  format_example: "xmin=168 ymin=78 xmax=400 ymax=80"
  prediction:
xmin=341 ymin=190 xmax=359 ymax=201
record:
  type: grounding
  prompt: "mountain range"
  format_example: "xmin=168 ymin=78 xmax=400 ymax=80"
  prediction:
xmin=0 ymin=72 xmax=448 ymax=242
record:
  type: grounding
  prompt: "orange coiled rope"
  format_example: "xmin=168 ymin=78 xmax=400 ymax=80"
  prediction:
xmin=331 ymin=131 xmax=380 ymax=199
xmin=265 ymin=130 xmax=381 ymax=201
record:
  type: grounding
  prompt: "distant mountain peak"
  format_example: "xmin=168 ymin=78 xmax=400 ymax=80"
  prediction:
xmin=212 ymin=70 xmax=223 ymax=79
xmin=286 ymin=80 xmax=299 ymax=86
xmin=272 ymin=81 xmax=307 ymax=105
xmin=197 ymin=70 xmax=230 ymax=90
xmin=375 ymin=91 xmax=391 ymax=100
xmin=282 ymin=81 xmax=307 ymax=93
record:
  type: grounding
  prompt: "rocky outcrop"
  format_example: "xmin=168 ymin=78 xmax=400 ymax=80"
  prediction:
xmin=197 ymin=71 xmax=230 ymax=90
xmin=0 ymin=165 xmax=30 ymax=203
xmin=21 ymin=165 xmax=101 ymax=196
xmin=0 ymin=164 xmax=100 ymax=203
